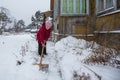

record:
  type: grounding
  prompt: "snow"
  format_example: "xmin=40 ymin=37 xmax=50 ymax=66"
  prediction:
xmin=88 ymin=65 xmax=120 ymax=80
xmin=0 ymin=33 xmax=120 ymax=80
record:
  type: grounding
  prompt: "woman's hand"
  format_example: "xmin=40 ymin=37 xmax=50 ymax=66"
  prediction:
xmin=42 ymin=43 xmax=46 ymax=47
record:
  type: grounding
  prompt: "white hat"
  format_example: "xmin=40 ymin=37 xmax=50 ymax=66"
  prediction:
xmin=45 ymin=20 xmax=52 ymax=28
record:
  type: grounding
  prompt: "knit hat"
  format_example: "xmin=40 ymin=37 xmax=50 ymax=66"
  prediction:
xmin=45 ymin=20 xmax=52 ymax=28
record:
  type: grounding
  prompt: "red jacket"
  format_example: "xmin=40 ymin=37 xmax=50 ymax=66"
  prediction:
xmin=36 ymin=23 xmax=51 ymax=44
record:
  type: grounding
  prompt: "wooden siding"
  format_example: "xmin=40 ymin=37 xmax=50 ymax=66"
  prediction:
xmin=89 ymin=0 xmax=96 ymax=33
xmin=59 ymin=16 xmax=89 ymax=34
xmin=95 ymin=12 xmax=120 ymax=31
xmin=52 ymin=16 xmax=92 ymax=41
xmin=50 ymin=0 xmax=54 ymax=10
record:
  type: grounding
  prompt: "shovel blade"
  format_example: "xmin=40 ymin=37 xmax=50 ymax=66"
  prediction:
xmin=39 ymin=64 xmax=49 ymax=68
xmin=39 ymin=64 xmax=49 ymax=72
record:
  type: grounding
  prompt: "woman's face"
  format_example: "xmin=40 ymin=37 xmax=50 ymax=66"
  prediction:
xmin=45 ymin=25 xmax=50 ymax=30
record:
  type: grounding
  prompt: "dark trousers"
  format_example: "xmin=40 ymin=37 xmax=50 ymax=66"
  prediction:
xmin=38 ymin=43 xmax=47 ymax=56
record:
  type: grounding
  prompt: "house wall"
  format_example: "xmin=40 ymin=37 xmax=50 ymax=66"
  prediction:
xmin=53 ymin=16 xmax=95 ymax=41
xmin=50 ymin=0 xmax=54 ymax=10
xmin=94 ymin=12 xmax=120 ymax=51
xmin=89 ymin=0 xmax=96 ymax=33
xmin=59 ymin=16 xmax=89 ymax=34
xmin=95 ymin=12 xmax=120 ymax=31
xmin=94 ymin=33 xmax=120 ymax=50
xmin=53 ymin=0 xmax=96 ymax=41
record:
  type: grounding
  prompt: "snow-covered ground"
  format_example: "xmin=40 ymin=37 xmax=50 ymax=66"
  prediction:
xmin=0 ymin=33 xmax=120 ymax=80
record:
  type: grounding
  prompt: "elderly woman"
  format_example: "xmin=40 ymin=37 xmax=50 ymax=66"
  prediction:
xmin=36 ymin=20 xmax=52 ymax=56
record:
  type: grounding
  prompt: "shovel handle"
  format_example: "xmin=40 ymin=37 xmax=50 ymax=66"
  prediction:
xmin=40 ymin=46 xmax=45 ymax=64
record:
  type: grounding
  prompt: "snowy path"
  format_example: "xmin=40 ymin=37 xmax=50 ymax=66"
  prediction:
xmin=0 ymin=33 xmax=62 ymax=80
xmin=41 ymin=41 xmax=62 ymax=80
xmin=0 ymin=34 xmax=36 ymax=80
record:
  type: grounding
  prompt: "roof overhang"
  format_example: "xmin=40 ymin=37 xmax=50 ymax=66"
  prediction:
xmin=40 ymin=10 xmax=53 ymax=17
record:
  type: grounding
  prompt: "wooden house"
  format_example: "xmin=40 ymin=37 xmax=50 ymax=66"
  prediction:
xmin=50 ymin=0 xmax=120 ymax=47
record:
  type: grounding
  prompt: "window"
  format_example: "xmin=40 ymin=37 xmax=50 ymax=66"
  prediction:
xmin=97 ymin=0 xmax=114 ymax=12
xmin=117 ymin=0 xmax=120 ymax=9
xmin=97 ymin=0 xmax=120 ymax=16
xmin=98 ymin=0 xmax=104 ymax=11
xmin=106 ymin=0 xmax=113 ymax=9
xmin=61 ymin=0 xmax=89 ymax=15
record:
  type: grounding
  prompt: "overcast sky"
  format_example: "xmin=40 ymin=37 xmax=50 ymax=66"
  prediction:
xmin=0 ymin=0 xmax=50 ymax=25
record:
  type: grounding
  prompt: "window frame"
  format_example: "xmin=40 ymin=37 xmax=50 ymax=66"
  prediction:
xmin=96 ymin=0 xmax=120 ymax=16
xmin=60 ymin=0 xmax=89 ymax=16
xmin=96 ymin=0 xmax=114 ymax=13
xmin=117 ymin=0 xmax=120 ymax=10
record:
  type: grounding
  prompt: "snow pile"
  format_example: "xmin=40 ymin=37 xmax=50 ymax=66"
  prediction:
xmin=54 ymin=36 xmax=120 ymax=80
xmin=55 ymin=36 xmax=97 ymax=62
xmin=54 ymin=36 xmax=99 ymax=80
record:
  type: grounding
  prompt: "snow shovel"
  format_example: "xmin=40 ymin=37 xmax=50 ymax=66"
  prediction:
xmin=39 ymin=46 xmax=49 ymax=70
xmin=33 ymin=46 xmax=49 ymax=71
